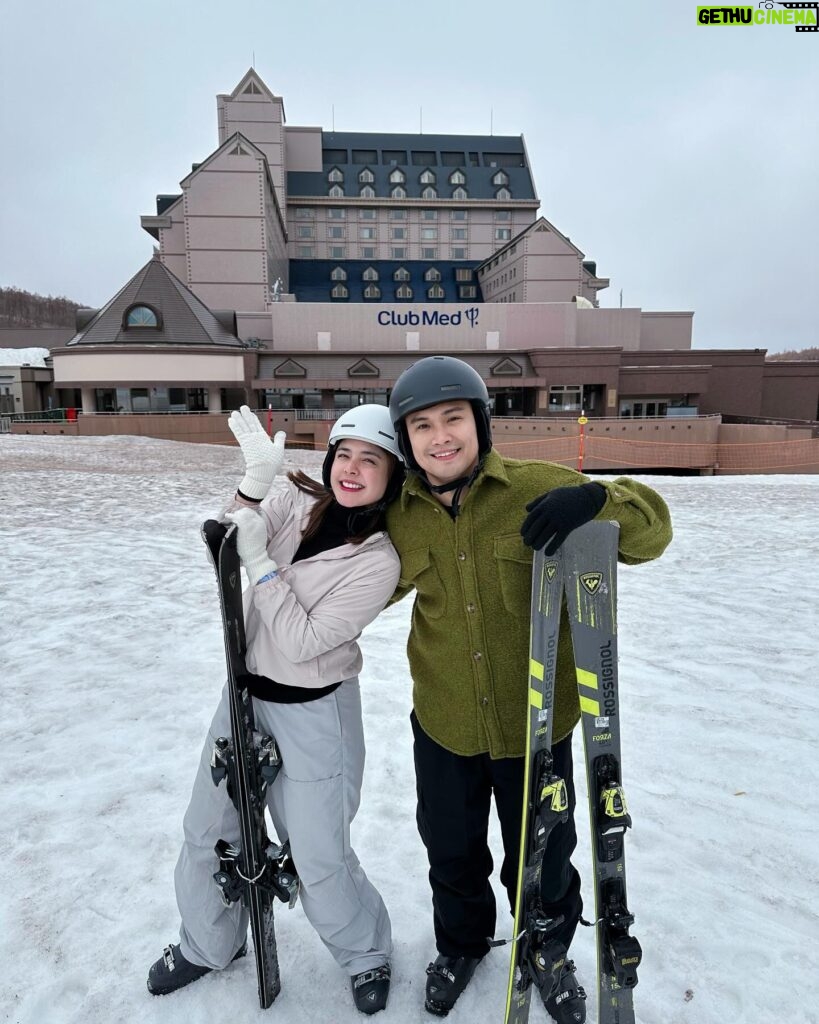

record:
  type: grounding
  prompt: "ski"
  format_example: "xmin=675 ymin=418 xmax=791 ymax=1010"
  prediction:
xmin=201 ymin=519 xmax=299 ymax=1009
xmin=503 ymin=546 xmax=571 ymax=1024
xmin=563 ymin=521 xmax=641 ymax=1024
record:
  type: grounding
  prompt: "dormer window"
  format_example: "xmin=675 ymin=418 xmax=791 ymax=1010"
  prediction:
xmin=427 ymin=284 xmax=445 ymax=300
xmin=363 ymin=284 xmax=381 ymax=299
xmin=329 ymin=184 xmax=344 ymax=198
xmin=421 ymin=186 xmax=437 ymax=200
xmin=452 ymin=186 xmax=468 ymax=200
xmin=362 ymin=266 xmax=379 ymax=282
xmin=330 ymin=266 xmax=347 ymax=281
xmin=492 ymin=170 xmax=509 ymax=186
xmin=359 ymin=185 xmax=376 ymax=198
xmin=395 ymin=284 xmax=413 ymax=299
xmin=419 ymin=169 xmax=436 ymax=185
xmin=331 ymin=283 xmax=349 ymax=300
xmin=495 ymin=187 xmax=511 ymax=200
xmin=391 ymin=186 xmax=406 ymax=199
xmin=448 ymin=169 xmax=466 ymax=185
xmin=358 ymin=168 xmax=375 ymax=184
xmin=424 ymin=267 xmax=441 ymax=282
xmin=393 ymin=266 xmax=411 ymax=282
xmin=389 ymin=168 xmax=406 ymax=184
xmin=328 ymin=167 xmax=344 ymax=183
xmin=124 ymin=304 xmax=161 ymax=329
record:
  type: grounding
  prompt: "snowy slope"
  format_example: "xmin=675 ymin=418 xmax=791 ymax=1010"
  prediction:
xmin=1 ymin=435 xmax=817 ymax=1024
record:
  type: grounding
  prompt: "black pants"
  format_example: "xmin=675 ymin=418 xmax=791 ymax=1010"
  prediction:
xmin=412 ymin=712 xmax=582 ymax=959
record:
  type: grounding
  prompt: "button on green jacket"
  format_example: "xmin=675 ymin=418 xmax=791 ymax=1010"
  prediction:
xmin=386 ymin=450 xmax=672 ymax=759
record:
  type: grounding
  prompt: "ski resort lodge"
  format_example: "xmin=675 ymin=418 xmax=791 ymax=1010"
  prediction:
xmin=4 ymin=70 xmax=817 ymax=473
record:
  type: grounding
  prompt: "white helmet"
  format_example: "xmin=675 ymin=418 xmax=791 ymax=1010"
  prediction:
xmin=327 ymin=404 xmax=403 ymax=462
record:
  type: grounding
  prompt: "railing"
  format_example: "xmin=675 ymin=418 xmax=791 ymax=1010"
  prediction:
xmin=294 ymin=409 xmax=341 ymax=420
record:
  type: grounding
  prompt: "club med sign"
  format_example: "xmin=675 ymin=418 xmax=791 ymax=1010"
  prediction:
xmin=376 ymin=308 xmax=481 ymax=328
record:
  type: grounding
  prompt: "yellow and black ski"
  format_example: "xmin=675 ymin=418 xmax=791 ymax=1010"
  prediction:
xmin=503 ymin=546 xmax=570 ymax=1024
xmin=563 ymin=521 xmax=641 ymax=1024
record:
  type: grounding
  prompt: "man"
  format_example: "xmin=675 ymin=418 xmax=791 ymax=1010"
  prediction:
xmin=386 ymin=356 xmax=672 ymax=1021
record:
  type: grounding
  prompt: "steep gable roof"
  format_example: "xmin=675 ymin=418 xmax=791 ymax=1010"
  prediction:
xmin=66 ymin=259 xmax=243 ymax=348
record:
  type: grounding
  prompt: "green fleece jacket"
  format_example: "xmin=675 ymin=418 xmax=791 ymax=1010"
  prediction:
xmin=386 ymin=450 xmax=672 ymax=759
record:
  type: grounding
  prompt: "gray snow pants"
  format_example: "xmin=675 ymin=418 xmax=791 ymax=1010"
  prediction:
xmin=174 ymin=677 xmax=392 ymax=976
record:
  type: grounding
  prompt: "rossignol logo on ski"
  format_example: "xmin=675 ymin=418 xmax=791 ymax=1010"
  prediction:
xmin=545 ymin=561 xmax=558 ymax=582
xmin=580 ymin=571 xmax=603 ymax=595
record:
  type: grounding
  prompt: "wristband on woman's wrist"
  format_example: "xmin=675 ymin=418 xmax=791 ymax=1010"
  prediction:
xmin=256 ymin=569 xmax=279 ymax=584
xmin=237 ymin=488 xmax=263 ymax=504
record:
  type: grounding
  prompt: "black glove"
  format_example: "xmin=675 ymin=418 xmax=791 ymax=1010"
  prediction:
xmin=520 ymin=482 xmax=607 ymax=553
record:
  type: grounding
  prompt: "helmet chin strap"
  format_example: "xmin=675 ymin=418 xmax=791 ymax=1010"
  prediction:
xmin=423 ymin=459 xmax=484 ymax=517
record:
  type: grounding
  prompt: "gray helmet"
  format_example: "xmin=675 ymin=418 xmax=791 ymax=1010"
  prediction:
xmin=322 ymin=403 xmax=405 ymax=507
xmin=389 ymin=356 xmax=492 ymax=471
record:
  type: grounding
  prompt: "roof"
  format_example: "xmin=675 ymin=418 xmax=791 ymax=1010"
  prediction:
xmin=288 ymin=260 xmax=484 ymax=304
xmin=288 ymin=131 xmax=536 ymax=202
xmin=66 ymin=259 xmax=243 ymax=348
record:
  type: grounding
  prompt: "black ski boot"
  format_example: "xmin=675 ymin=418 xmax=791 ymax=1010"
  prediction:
xmin=147 ymin=941 xmax=247 ymax=995
xmin=424 ymin=954 xmax=482 ymax=1016
xmin=351 ymin=963 xmax=391 ymax=1015
xmin=541 ymin=958 xmax=587 ymax=1024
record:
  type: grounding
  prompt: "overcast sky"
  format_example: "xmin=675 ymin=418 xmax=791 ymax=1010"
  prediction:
xmin=1 ymin=0 xmax=816 ymax=353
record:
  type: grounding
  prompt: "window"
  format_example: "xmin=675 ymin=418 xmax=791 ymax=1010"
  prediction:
xmin=468 ymin=151 xmax=480 ymax=166
xmin=395 ymin=284 xmax=413 ymax=299
xmin=448 ymin=169 xmax=466 ymax=185
xmin=421 ymin=247 xmax=437 ymax=259
xmin=242 ymin=80 xmax=262 ymax=95
xmin=422 ymin=209 xmax=437 ymax=220
xmin=452 ymin=228 xmax=467 ymax=240
xmin=411 ymin=151 xmax=436 ymax=166
xmin=485 ymin=152 xmax=525 ymax=168
xmin=391 ymin=186 xmax=407 ymax=199
xmin=390 ymin=209 xmax=406 ymax=220
xmin=391 ymin=247 xmax=406 ymax=259
xmin=495 ymin=187 xmax=512 ymax=200
xmin=458 ymin=285 xmax=477 ymax=299
xmin=328 ymin=207 xmax=346 ymax=220
xmin=495 ymin=209 xmax=512 ymax=221
xmin=451 ymin=209 xmax=467 ymax=221
xmin=363 ymin=284 xmax=381 ymax=299
xmin=510 ymin=243 xmax=517 ymax=254
xmin=427 ymin=284 xmax=445 ymax=299
xmin=491 ymin=170 xmax=509 ymax=186
xmin=362 ymin=267 xmax=379 ymax=281
xmin=421 ymin=186 xmax=438 ymax=200
xmin=441 ymin=150 xmax=465 ymax=166
xmin=360 ymin=185 xmax=375 ymax=198
xmin=297 ymin=225 xmax=314 ymax=239
xmin=359 ymin=226 xmax=376 ymax=240
xmin=124 ymin=304 xmax=160 ymax=328
xmin=328 ymin=225 xmax=344 ymax=239
xmin=361 ymin=246 xmax=376 ymax=259
xmin=452 ymin=187 xmax=468 ymax=200
xmin=331 ymin=284 xmax=349 ymax=300
xmin=323 ymin=148 xmax=346 ymax=164
xmin=298 ymin=245 xmax=314 ymax=257
xmin=549 ymin=385 xmax=582 ymax=412
xmin=328 ymin=185 xmax=344 ymax=198
xmin=495 ymin=228 xmax=512 ymax=241
xmin=359 ymin=208 xmax=377 ymax=220
xmin=393 ymin=266 xmax=411 ymax=282
xmin=383 ymin=149 xmax=407 ymax=165
xmin=294 ymin=207 xmax=314 ymax=220
xmin=352 ymin=149 xmax=377 ymax=164
xmin=421 ymin=227 xmax=437 ymax=240
xmin=328 ymin=167 xmax=344 ymax=183
xmin=358 ymin=168 xmax=375 ymax=183
xmin=329 ymin=246 xmax=345 ymax=259
xmin=455 ymin=268 xmax=473 ymax=282
xmin=330 ymin=266 xmax=347 ymax=281
xmin=424 ymin=267 xmax=441 ymax=282
xmin=452 ymin=246 xmax=466 ymax=259
xmin=391 ymin=227 xmax=406 ymax=240
xmin=419 ymin=169 xmax=436 ymax=185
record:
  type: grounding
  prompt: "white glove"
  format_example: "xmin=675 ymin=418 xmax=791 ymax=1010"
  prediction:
xmin=228 ymin=405 xmax=286 ymax=501
xmin=224 ymin=508 xmax=278 ymax=584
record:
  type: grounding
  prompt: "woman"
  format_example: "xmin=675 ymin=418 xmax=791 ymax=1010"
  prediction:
xmin=147 ymin=404 xmax=404 ymax=1015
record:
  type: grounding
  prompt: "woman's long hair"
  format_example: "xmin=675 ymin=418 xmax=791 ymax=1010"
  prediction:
xmin=288 ymin=456 xmax=402 ymax=545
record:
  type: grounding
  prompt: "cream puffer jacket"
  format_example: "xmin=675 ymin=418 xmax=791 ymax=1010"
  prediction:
xmin=232 ymin=480 xmax=400 ymax=688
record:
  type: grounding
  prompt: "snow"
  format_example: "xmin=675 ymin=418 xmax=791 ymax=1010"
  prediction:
xmin=0 ymin=348 xmax=50 ymax=367
xmin=1 ymin=433 xmax=817 ymax=1024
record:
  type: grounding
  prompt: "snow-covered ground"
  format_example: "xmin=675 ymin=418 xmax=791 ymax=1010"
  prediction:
xmin=1 ymin=434 xmax=817 ymax=1024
